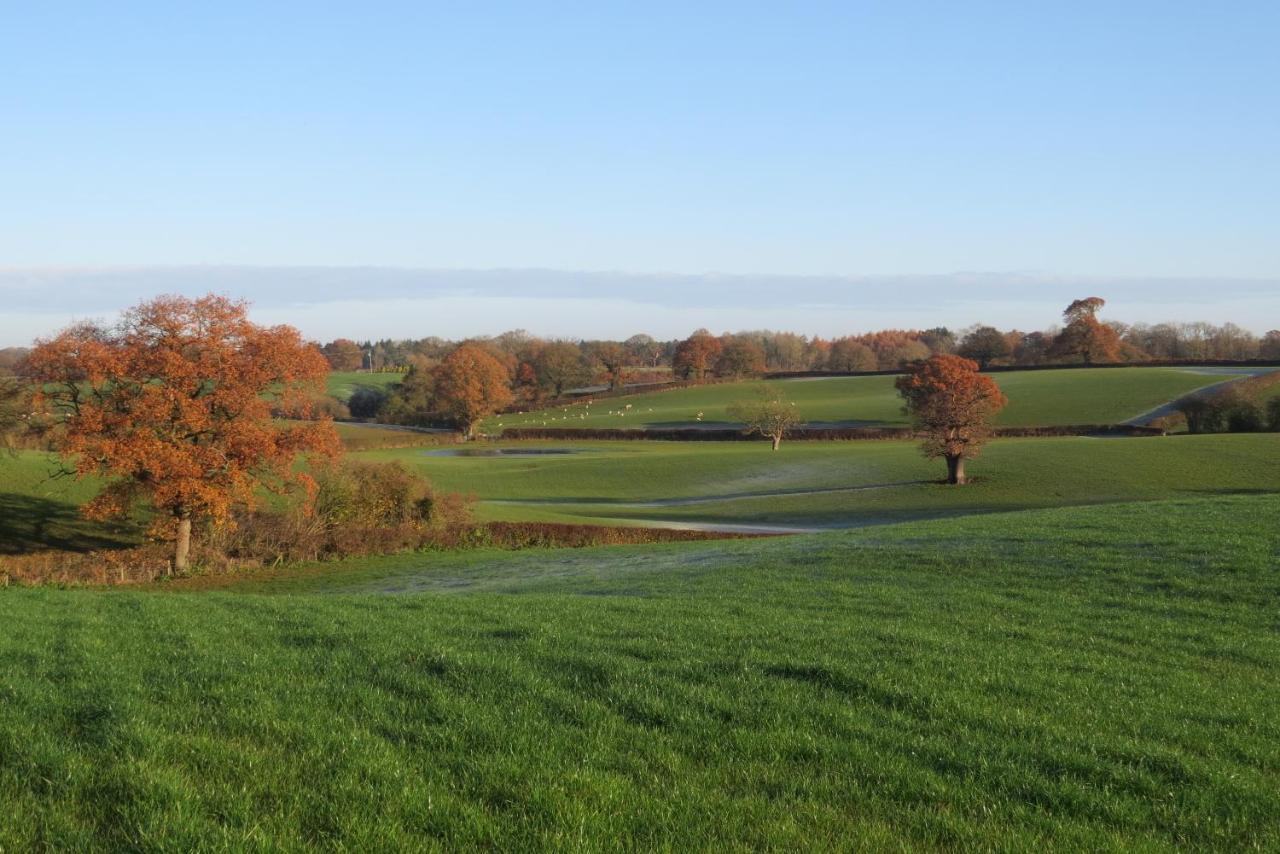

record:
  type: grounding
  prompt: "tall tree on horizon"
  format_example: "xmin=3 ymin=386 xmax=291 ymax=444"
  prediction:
xmin=1051 ymin=297 xmax=1122 ymax=364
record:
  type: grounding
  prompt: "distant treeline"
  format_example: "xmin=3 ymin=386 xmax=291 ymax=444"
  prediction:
xmin=297 ymin=298 xmax=1280 ymax=430
xmin=6 ymin=298 xmax=1276 ymax=435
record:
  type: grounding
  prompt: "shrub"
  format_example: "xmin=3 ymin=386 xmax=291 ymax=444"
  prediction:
xmin=1148 ymin=412 xmax=1187 ymax=434
xmin=1224 ymin=397 xmax=1264 ymax=433
xmin=203 ymin=461 xmax=475 ymax=565
xmin=1267 ymin=397 xmax=1280 ymax=432
xmin=473 ymin=522 xmax=771 ymax=549
xmin=347 ymin=386 xmax=390 ymax=419
xmin=1177 ymin=397 xmax=1225 ymax=434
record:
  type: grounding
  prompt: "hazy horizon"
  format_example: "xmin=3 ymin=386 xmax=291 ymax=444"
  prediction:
xmin=2 ymin=266 xmax=1276 ymax=347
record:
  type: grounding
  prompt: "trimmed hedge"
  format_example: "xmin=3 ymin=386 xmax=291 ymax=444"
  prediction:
xmin=474 ymin=522 xmax=771 ymax=549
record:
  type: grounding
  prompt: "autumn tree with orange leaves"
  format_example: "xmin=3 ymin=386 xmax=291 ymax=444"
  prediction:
xmin=433 ymin=343 xmax=514 ymax=438
xmin=673 ymin=330 xmax=723 ymax=381
xmin=895 ymin=355 xmax=1008 ymax=485
xmin=1051 ymin=297 xmax=1122 ymax=364
xmin=24 ymin=295 xmax=340 ymax=571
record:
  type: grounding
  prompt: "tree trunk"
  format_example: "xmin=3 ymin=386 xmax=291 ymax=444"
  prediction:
xmin=771 ymin=434 xmax=782 ymax=451
xmin=174 ymin=510 xmax=192 ymax=572
xmin=946 ymin=455 xmax=967 ymax=485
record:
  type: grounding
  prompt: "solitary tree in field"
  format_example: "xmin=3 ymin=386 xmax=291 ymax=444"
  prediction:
xmin=729 ymin=390 xmax=803 ymax=451
xmin=434 ymin=343 xmax=514 ymax=438
xmin=24 ymin=295 xmax=340 ymax=570
xmin=1051 ymin=297 xmax=1122 ymax=364
xmin=895 ymin=355 xmax=1008 ymax=484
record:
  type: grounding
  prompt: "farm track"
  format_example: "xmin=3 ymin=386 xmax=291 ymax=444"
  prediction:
xmin=1123 ymin=367 xmax=1280 ymax=426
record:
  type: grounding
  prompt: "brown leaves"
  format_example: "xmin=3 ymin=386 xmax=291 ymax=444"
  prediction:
xmin=895 ymin=355 xmax=1008 ymax=460
xmin=25 ymin=294 xmax=340 ymax=531
xmin=434 ymin=343 xmax=514 ymax=436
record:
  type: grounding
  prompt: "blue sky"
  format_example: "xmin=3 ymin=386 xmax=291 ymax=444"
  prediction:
xmin=2 ymin=2 xmax=1277 ymax=342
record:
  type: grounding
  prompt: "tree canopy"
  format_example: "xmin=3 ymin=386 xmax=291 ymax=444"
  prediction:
xmin=23 ymin=294 xmax=340 ymax=569
xmin=434 ymin=343 xmax=514 ymax=437
xmin=1052 ymin=297 xmax=1122 ymax=364
xmin=729 ymin=390 xmax=802 ymax=450
xmin=895 ymin=355 xmax=1008 ymax=484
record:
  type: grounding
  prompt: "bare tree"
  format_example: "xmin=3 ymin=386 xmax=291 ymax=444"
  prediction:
xmin=729 ymin=390 xmax=803 ymax=451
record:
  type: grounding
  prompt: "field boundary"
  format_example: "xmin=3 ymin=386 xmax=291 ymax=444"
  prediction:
xmin=497 ymin=424 xmax=1166 ymax=442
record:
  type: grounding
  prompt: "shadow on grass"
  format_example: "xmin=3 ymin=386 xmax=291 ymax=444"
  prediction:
xmin=0 ymin=492 xmax=138 ymax=555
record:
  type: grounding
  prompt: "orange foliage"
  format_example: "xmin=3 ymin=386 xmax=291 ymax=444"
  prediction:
xmin=895 ymin=355 xmax=1008 ymax=483
xmin=434 ymin=343 xmax=514 ymax=437
xmin=673 ymin=330 xmax=723 ymax=381
xmin=1052 ymin=297 xmax=1123 ymax=364
xmin=847 ymin=330 xmax=933 ymax=370
xmin=24 ymin=295 xmax=340 ymax=563
xmin=321 ymin=338 xmax=364 ymax=371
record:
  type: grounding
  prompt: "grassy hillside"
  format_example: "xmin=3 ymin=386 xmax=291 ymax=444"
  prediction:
xmin=372 ymin=433 xmax=1280 ymax=529
xmin=5 ymin=433 xmax=1276 ymax=554
xmin=326 ymin=371 xmax=402 ymax=403
xmin=486 ymin=367 xmax=1246 ymax=432
xmin=0 ymin=453 xmax=132 ymax=554
xmin=2 ymin=495 xmax=1277 ymax=849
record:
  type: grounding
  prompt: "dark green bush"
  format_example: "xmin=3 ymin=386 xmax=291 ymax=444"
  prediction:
xmin=347 ymin=386 xmax=390 ymax=419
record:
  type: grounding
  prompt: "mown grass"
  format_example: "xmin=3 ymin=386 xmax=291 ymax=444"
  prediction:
xmin=369 ymin=433 xmax=1280 ymax=529
xmin=486 ymin=367 xmax=1243 ymax=431
xmin=1 ymin=495 xmax=1277 ymax=849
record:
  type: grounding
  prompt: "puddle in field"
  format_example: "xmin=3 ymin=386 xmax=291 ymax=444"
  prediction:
xmin=424 ymin=448 xmax=590 ymax=458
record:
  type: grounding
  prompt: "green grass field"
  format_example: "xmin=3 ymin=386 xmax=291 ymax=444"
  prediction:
xmin=4 ymin=367 xmax=1279 ymax=848
xmin=487 ymin=367 xmax=1245 ymax=432
xmin=2 ymin=495 xmax=1278 ymax=848
xmin=367 ymin=433 xmax=1280 ymax=530
xmin=0 ymin=453 xmax=134 ymax=555
xmin=326 ymin=371 xmax=402 ymax=403
xmin=5 ymin=432 xmax=1277 ymax=550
